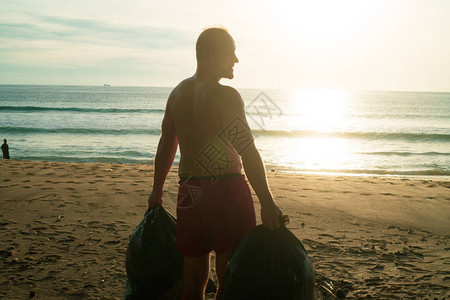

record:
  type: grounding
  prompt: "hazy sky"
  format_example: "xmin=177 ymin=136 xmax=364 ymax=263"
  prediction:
xmin=1 ymin=0 xmax=449 ymax=91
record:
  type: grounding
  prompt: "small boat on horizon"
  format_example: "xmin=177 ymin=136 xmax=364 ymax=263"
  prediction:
xmin=104 ymin=84 xmax=110 ymax=86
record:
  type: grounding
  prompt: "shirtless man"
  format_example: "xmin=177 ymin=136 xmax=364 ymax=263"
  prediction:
xmin=148 ymin=28 xmax=282 ymax=300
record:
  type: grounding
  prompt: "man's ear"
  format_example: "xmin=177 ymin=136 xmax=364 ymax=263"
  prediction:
xmin=200 ymin=48 xmax=214 ymax=64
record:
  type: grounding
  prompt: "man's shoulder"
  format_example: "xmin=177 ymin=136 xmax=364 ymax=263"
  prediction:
xmin=217 ymin=85 xmax=243 ymax=107
xmin=167 ymin=78 xmax=193 ymax=105
xmin=218 ymin=84 xmax=241 ymax=97
xmin=171 ymin=78 xmax=192 ymax=94
xmin=178 ymin=77 xmax=194 ymax=88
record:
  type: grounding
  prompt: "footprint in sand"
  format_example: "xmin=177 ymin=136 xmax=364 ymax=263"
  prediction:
xmin=66 ymin=180 xmax=77 ymax=184
xmin=309 ymin=226 xmax=324 ymax=230
xmin=318 ymin=233 xmax=335 ymax=238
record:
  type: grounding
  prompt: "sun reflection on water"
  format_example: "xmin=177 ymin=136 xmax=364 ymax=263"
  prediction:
xmin=283 ymin=89 xmax=353 ymax=171
xmin=285 ymin=137 xmax=354 ymax=171
xmin=290 ymin=89 xmax=350 ymax=133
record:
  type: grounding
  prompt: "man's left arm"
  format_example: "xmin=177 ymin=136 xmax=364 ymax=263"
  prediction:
xmin=148 ymin=98 xmax=178 ymax=208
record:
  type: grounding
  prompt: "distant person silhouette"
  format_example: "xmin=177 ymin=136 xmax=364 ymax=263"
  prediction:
xmin=2 ymin=139 xmax=10 ymax=159
xmin=147 ymin=27 xmax=282 ymax=300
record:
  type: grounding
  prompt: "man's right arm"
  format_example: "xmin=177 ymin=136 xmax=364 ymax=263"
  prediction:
xmin=241 ymin=144 xmax=281 ymax=229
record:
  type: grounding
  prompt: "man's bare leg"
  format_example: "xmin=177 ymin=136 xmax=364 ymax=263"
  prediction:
xmin=181 ymin=253 xmax=210 ymax=300
xmin=214 ymin=252 xmax=231 ymax=300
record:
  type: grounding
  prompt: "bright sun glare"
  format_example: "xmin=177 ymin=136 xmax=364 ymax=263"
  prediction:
xmin=291 ymin=89 xmax=349 ymax=132
xmin=284 ymin=89 xmax=353 ymax=171
xmin=285 ymin=137 xmax=353 ymax=172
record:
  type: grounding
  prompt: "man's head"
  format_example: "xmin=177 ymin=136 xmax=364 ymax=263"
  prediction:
xmin=3 ymin=139 xmax=6 ymax=144
xmin=196 ymin=27 xmax=239 ymax=79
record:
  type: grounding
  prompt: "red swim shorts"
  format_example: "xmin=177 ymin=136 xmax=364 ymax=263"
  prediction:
xmin=175 ymin=174 xmax=256 ymax=258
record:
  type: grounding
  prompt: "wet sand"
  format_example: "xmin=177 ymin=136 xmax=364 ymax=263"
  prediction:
xmin=0 ymin=159 xmax=449 ymax=299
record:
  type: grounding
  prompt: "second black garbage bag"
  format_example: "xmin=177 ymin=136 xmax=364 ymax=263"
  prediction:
xmin=222 ymin=225 xmax=315 ymax=300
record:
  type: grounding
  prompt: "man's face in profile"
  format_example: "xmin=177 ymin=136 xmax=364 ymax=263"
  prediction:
xmin=213 ymin=38 xmax=239 ymax=80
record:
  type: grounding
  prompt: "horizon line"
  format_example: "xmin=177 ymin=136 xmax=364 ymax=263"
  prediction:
xmin=0 ymin=83 xmax=449 ymax=94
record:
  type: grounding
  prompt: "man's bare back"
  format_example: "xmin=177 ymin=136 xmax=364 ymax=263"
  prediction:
xmin=168 ymin=77 xmax=247 ymax=179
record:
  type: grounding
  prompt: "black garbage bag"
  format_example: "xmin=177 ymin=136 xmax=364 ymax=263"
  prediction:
xmin=222 ymin=225 xmax=315 ymax=300
xmin=124 ymin=206 xmax=182 ymax=300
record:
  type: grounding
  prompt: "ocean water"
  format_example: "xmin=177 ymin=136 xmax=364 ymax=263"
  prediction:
xmin=1 ymin=85 xmax=449 ymax=178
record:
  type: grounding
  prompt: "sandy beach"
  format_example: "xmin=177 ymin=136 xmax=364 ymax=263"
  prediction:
xmin=0 ymin=159 xmax=449 ymax=299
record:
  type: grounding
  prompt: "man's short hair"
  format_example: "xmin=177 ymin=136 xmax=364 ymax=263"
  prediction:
xmin=196 ymin=27 xmax=232 ymax=60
